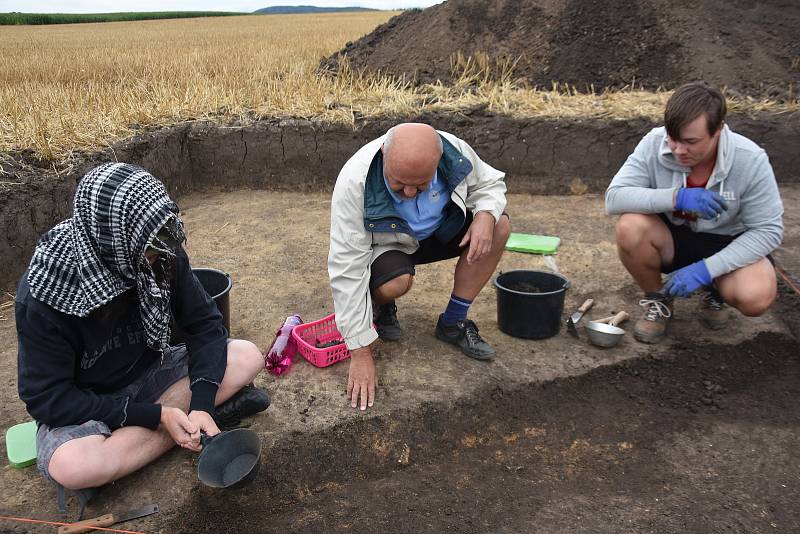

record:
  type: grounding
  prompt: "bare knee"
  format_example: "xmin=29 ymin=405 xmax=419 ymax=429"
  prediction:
xmin=729 ymin=290 xmax=776 ymax=317
xmin=48 ymin=451 xmax=84 ymax=489
xmin=227 ymin=339 xmax=263 ymax=379
xmin=374 ymin=274 xmax=414 ymax=302
xmin=615 ymin=213 xmax=654 ymax=251
xmin=49 ymin=438 xmax=115 ymax=490
xmin=719 ymin=261 xmax=777 ymax=317
xmin=495 ymin=214 xmax=511 ymax=245
xmin=216 ymin=340 xmax=265 ymax=405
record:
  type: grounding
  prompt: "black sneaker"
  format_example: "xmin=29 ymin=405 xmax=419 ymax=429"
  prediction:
xmin=213 ymin=383 xmax=270 ymax=430
xmin=374 ymin=300 xmax=403 ymax=341
xmin=435 ymin=314 xmax=496 ymax=361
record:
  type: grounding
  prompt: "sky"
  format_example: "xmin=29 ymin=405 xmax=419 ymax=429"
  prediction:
xmin=0 ymin=0 xmax=445 ymax=13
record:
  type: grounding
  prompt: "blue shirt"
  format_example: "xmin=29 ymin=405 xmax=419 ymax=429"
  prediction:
xmin=384 ymin=171 xmax=450 ymax=240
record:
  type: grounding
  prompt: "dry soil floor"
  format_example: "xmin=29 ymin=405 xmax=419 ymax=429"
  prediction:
xmin=0 ymin=188 xmax=798 ymax=533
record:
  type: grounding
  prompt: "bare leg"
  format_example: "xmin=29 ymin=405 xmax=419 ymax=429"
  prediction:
xmin=372 ymin=274 xmax=414 ymax=305
xmin=452 ymin=215 xmax=511 ymax=300
xmin=372 ymin=215 xmax=510 ymax=305
xmin=47 ymin=339 xmax=264 ymax=490
xmin=615 ymin=213 xmax=675 ymax=293
xmin=716 ymin=258 xmax=777 ymax=316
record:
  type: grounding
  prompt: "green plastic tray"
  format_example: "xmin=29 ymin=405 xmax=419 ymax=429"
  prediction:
xmin=6 ymin=421 xmax=37 ymax=468
xmin=505 ymin=233 xmax=560 ymax=255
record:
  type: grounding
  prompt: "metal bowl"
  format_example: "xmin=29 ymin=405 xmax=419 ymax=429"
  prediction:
xmin=585 ymin=321 xmax=626 ymax=348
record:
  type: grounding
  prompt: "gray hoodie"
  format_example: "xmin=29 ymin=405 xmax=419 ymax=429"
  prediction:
xmin=605 ymin=125 xmax=784 ymax=278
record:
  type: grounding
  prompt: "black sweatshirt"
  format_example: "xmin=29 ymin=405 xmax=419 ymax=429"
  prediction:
xmin=16 ymin=248 xmax=227 ymax=431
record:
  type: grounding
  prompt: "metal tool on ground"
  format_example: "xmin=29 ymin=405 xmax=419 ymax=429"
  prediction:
xmin=57 ymin=504 xmax=158 ymax=534
xmin=566 ymin=298 xmax=594 ymax=337
xmin=586 ymin=311 xmax=630 ymax=348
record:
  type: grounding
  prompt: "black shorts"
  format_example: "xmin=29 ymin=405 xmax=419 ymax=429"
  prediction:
xmin=369 ymin=212 xmax=473 ymax=290
xmin=659 ymin=214 xmax=761 ymax=274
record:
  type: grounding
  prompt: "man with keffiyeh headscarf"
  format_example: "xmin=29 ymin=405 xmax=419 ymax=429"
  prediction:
xmin=15 ymin=163 xmax=267 ymax=508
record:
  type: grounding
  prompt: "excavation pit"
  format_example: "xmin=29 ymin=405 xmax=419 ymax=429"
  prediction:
xmin=1 ymin=117 xmax=799 ymax=532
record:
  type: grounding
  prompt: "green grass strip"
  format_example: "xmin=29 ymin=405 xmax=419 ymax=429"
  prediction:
xmin=0 ymin=11 xmax=246 ymax=25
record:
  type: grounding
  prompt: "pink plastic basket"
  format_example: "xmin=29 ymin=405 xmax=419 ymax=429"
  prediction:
xmin=291 ymin=314 xmax=352 ymax=368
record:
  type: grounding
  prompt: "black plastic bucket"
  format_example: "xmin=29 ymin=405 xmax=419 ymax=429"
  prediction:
xmin=493 ymin=270 xmax=570 ymax=339
xmin=198 ymin=429 xmax=261 ymax=489
xmin=171 ymin=268 xmax=232 ymax=344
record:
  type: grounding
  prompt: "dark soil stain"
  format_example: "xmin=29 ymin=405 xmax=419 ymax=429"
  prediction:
xmin=505 ymin=281 xmax=543 ymax=293
xmin=164 ymin=331 xmax=800 ymax=533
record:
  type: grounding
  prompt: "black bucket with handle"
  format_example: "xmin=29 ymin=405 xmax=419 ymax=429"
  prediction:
xmin=197 ymin=429 xmax=261 ymax=489
xmin=493 ymin=270 xmax=570 ymax=339
xmin=171 ymin=268 xmax=232 ymax=344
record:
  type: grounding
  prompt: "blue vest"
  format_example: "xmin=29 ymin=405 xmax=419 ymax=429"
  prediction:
xmin=363 ymin=135 xmax=473 ymax=244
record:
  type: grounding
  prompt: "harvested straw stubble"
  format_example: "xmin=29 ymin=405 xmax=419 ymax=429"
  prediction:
xmin=0 ymin=13 xmax=400 ymax=161
xmin=0 ymin=293 xmax=13 ymax=320
xmin=1 ymin=13 xmax=797 ymax=164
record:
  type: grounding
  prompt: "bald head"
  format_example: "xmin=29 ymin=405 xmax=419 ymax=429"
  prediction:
xmin=382 ymin=123 xmax=442 ymax=194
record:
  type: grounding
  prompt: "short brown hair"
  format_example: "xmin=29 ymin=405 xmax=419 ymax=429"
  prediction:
xmin=664 ymin=82 xmax=727 ymax=140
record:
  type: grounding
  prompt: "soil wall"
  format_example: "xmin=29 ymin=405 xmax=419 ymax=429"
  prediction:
xmin=2 ymin=112 xmax=799 ymax=289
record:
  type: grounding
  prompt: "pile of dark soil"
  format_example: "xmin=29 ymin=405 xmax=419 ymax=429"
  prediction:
xmin=322 ymin=0 xmax=800 ymax=99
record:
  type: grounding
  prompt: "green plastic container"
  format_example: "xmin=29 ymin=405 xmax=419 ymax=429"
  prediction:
xmin=6 ymin=421 xmax=37 ymax=468
xmin=505 ymin=233 xmax=560 ymax=255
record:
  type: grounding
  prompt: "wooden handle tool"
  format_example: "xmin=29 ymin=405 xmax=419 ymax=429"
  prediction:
xmin=58 ymin=514 xmax=116 ymax=534
xmin=577 ymin=298 xmax=594 ymax=313
xmin=567 ymin=298 xmax=595 ymax=337
xmin=58 ymin=504 xmax=158 ymax=534
xmin=593 ymin=311 xmax=630 ymax=327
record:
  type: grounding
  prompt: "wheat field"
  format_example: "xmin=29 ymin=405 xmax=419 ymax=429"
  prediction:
xmin=1 ymin=13 xmax=796 ymax=164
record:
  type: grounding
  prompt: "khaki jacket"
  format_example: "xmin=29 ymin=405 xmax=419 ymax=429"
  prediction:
xmin=328 ymin=131 xmax=506 ymax=350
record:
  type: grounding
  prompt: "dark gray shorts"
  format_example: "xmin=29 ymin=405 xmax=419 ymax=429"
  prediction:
xmin=35 ymin=345 xmax=190 ymax=482
xmin=369 ymin=212 xmax=475 ymax=291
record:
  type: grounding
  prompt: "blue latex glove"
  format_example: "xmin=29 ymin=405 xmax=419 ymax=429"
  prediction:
xmin=675 ymin=188 xmax=729 ymax=219
xmin=664 ymin=260 xmax=713 ymax=297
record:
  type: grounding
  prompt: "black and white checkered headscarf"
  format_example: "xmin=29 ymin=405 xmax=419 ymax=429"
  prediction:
xmin=27 ymin=163 xmax=186 ymax=350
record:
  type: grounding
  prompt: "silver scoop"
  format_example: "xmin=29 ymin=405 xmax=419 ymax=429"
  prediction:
xmin=586 ymin=311 xmax=630 ymax=348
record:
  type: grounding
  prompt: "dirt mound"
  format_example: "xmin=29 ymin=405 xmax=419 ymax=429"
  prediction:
xmin=323 ymin=0 xmax=800 ymax=99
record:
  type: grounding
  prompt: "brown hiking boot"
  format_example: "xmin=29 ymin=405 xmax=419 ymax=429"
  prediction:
xmin=698 ymin=289 xmax=729 ymax=330
xmin=634 ymin=292 xmax=673 ymax=344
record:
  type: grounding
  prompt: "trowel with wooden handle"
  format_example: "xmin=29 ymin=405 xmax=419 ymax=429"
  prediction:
xmin=566 ymin=298 xmax=594 ymax=337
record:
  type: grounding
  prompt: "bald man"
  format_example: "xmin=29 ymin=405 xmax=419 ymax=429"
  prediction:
xmin=328 ymin=123 xmax=510 ymax=410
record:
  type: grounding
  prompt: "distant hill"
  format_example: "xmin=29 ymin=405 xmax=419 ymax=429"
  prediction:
xmin=254 ymin=6 xmax=378 ymax=14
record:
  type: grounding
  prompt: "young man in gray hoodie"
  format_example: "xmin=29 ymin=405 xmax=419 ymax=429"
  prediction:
xmin=605 ymin=82 xmax=783 ymax=343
